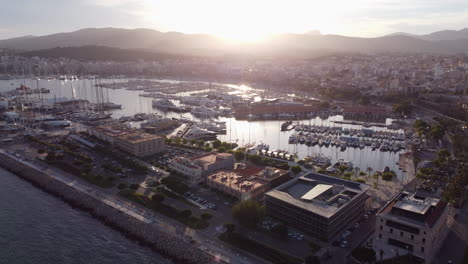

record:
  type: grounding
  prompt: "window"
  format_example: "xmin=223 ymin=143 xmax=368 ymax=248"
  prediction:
xmin=379 ymin=234 xmax=382 ymax=239
xmin=400 ymin=231 xmax=403 ymax=237
xmin=411 ymin=235 xmax=414 ymax=240
xmin=380 ymin=226 xmax=383 ymax=230
xmin=422 ymin=238 xmax=425 ymax=244
xmin=421 ymin=247 xmax=424 ymax=253
xmin=390 ymin=228 xmax=393 ymax=234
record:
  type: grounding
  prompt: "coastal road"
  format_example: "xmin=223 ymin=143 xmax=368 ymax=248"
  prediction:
xmin=2 ymin=150 xmax=266 ymax=264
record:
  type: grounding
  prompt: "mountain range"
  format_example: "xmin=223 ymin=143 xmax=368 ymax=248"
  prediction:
xmin=1 ymin=27 xmax=468 ymax=58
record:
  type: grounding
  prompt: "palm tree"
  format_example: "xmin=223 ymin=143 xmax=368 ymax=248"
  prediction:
xmin=354 ymin=167 xmax=360 ymax=178
xmin=366 ymin=167 xmax=373 ymax=178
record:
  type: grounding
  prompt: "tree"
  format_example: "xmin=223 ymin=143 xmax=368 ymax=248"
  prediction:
xmin=358 ymin=95 xmax=371 ymax=106
xmin=413 ymin=120 xmax=429 ymax=137
xmin=382 ymin=172 xmax=394 ymax=181
xmin=117 ymin=183 xmax=128 ymax=190
xmin=218 ymin=146 xmax=226 ymax=153
xmin=151 ymin=193 xmax=165 ymax=203
xmin=354 ymin=167 xmax=360 ymax=177
xmin=201 ymin=213 xmax=212 ymax=220
xmin=291 ymin=165 xmax=302 ymax=174
xmin=224 ymin=223 xmax=235 ymax=234
xmin=366 ymin=167 xmax=373 ymax=178
xmin=392 ymin=101 xmax=413 ymax=116
xmin=351 ymin=247 xmax=376 ymax=263
xmin=234 ymin=150 xmax=246 ymax=161
xmin=232 ymin=199 xmax=265 ymax=227
xmin=197 ymin=140 xmax=205 ymax=148
xmin=429 ymin=124 xmax=445 ymax=142
xmin=213 ymin=140 xmax=221 ymax=149
xmin=179 ymin=209 xmax=192 ymax=219
xmin=304 ymin=255 xmax=320 ymax=264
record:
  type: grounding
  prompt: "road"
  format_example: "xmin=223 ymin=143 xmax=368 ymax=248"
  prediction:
xmin=1 ymin=150 xmax=267 ymax=264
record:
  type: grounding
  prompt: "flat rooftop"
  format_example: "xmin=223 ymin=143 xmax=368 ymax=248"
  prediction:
xmin=191 ymin=152 xmax=232 ymax=164
xmin=208 ymin=171 xmax=267 ymax=194
xmin=118 ymin=132 xmax=162 ymax=144
xmin=377 ymin=191 xmax=447 ymax=227
xmin=266 ymin=172 xmax=370 ymax=218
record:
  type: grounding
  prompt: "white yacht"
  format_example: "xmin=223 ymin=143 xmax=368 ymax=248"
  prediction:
xmin=184 ymin=127 xmax=217 ymax=140
xmin=191 ymin=106 xmax=220 ymax=118
xmin=152 ymin=98 xmax=187 ymax=112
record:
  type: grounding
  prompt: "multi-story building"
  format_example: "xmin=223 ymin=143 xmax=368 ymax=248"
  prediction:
xmin=88 ymin=124 xmax=132 ymax=145
xmin=168 ymin=157 xmax=203 ymax=184
xmin=169 ymin=152 xmax=234 ymax=185
xmin=373 ymin=191 xmax=450 ymax=263
xmin=342 ymin=105 xmax=388 ymax=123
xmin=115 ymin=132 xmax=165 ymax=157
xmin=207 ymin=171 xmax=269 ymax=201
xmin=207 ymin=166 xmax=290 ymax=201
xmin=265 ymin=172 xmax=370 ymax=241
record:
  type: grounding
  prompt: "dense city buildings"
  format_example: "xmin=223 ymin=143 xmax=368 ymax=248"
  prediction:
xmin=373 ymin=191 xmax=450 ymax=263
xmin=265 ymin=172 xmax=370 ymax=241
xmin=115 ymin=132 xmax=165 ymax=157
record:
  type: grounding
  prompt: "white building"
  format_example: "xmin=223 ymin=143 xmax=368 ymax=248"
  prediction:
xmin=373 ymin=191 xmax=450 ymax=263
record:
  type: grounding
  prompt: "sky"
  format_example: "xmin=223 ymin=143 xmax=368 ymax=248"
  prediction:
xmin=1 ymin=0 xmax=468 ymax=41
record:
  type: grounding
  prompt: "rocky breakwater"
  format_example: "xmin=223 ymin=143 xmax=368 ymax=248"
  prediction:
xmin=0 ymin=151 xmax=224 ymax=264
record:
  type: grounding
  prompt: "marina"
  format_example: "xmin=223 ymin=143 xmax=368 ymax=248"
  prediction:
xmin=0 ymin=78 xmax=408 ymax=180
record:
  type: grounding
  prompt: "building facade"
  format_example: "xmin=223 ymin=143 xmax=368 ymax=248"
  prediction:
xmin=115 ymin=132 xmax=165 ymax=157
xmin=207 ymin=171 xmax=269 ymax=201
xmin=265 ymin=172 xmax=370 ymax=241
xmin=207 ymin=166 xmax=290 ymax=201
xmin=169 ymin=152 xmax=234 ymax=185
xmin=373 ymin=191 xmax=450 ymax=263
xmin=88 ymin=124 xmax=132 ymax=145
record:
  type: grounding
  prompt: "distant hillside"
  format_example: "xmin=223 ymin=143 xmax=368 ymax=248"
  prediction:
xmin=386 ymin=28 xmax=468 ymax=41
xmin=21 ymin=46 xmax=185 ymax=61
xmin=3 ymin=27 xmax=468 ymax=57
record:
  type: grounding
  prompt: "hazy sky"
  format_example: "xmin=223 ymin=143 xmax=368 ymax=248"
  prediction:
xmin=1 ymin=0 xmax=468 ymax=40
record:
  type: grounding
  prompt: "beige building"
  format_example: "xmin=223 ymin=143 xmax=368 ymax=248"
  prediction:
xmin=115 ymin=132 xmax=165 ymax=157
xmin=169 ymin=152 xmax=234 ymax=185
xmin=373 ymin=191 xmax=450 ymax=263
xmin=88 ymin=124 xmax=132 ymax=145
xmin=168 ymin=157 xmax=204 ymax=185
xmin=207 ymin=166 xmax=290 ymax=201
xmin=207 ymin=171 xmax=269 ymax=201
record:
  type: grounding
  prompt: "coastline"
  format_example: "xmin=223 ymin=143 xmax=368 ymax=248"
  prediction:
xmin=0 ymin=150 xmax=224 ymax=264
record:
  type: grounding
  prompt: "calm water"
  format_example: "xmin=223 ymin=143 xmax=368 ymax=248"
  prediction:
xmin=0 ymin=78 xmax=406 ymax=179
xmin=0 ymin=167 xmax=172 ymax=264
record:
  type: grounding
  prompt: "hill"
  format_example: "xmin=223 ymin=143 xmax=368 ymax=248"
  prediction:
xmin=20 ymin=46 xmax=186 ymax=61
xmin=386 ymin=28 xmax=468 ymax=41
xmin=3 ymin=27 xmax=468 ymax=57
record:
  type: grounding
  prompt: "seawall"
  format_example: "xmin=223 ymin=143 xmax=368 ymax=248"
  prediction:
xmin=0 ymin=151 xmax=224 ymax=264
